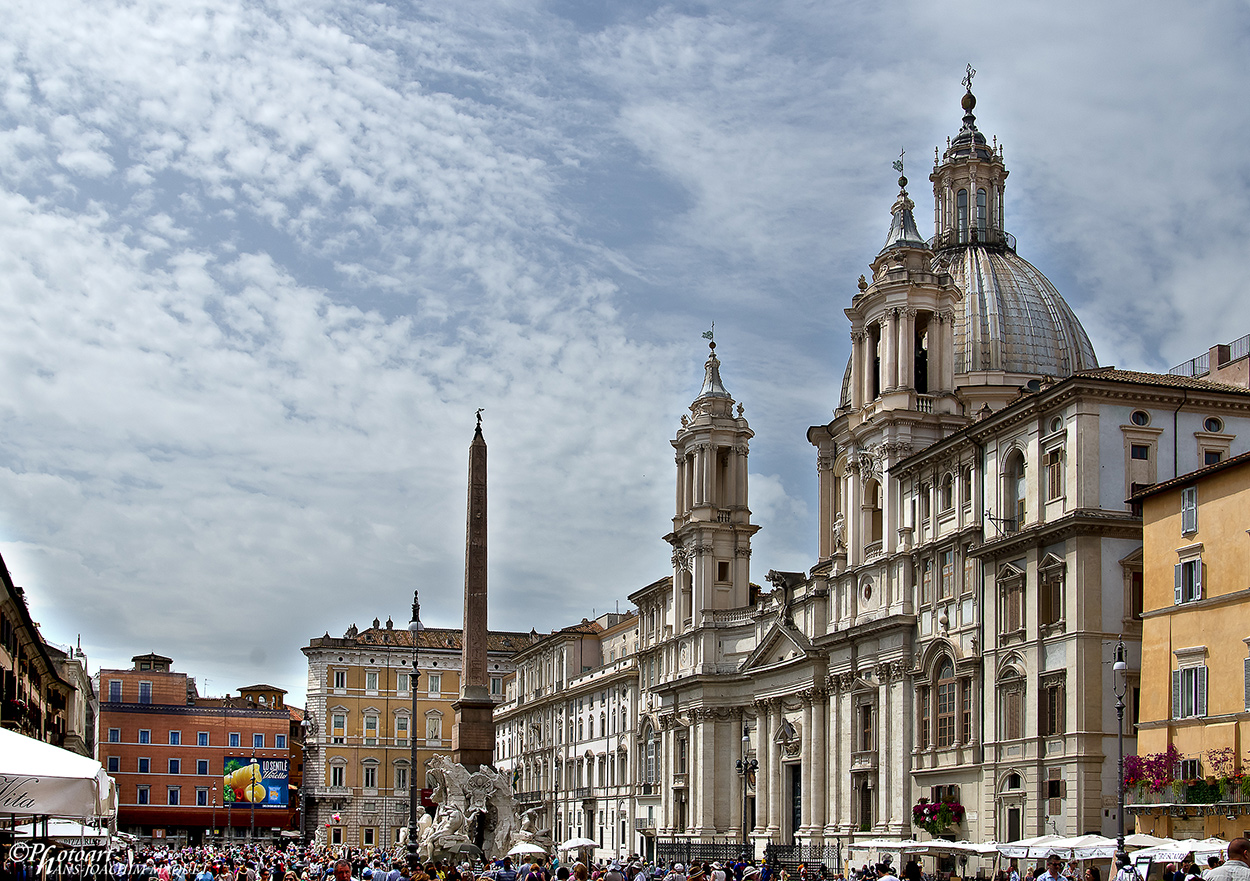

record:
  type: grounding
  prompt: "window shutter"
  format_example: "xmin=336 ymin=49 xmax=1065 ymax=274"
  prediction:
xmin=1174 ymin=564 xmax=1183 ymax=605
xmin=1172 ymin=670 xmax=1182 ymax=719
xmin=1198 ymin=666 xmax=1208 ymax=717
xmin=1181 ymin=487 xmax=1197 ymax=533
xmin=1195 ymin=562 xmax=1203 ymax=600
xmin=1058 ymin=684 xmax=1066 ymax=734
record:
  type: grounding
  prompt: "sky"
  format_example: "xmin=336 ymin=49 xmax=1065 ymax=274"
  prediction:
xmin=3 ymin=0 xmax=1248 ymax=706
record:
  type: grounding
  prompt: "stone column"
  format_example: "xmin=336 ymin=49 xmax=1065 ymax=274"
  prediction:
xmin=767 ymin=700 xmax=782 ymax=835
xmin=883 ymin=309 xmax=899 ymax=391
xmin=811 ymin=688 xmax=828 ymax=836
xmin=942 ymin=310 xmax=956 ymax=389
xmin=800 ymin=692 xmax=814 ymax=836
xmin=675 ymin=454 xmax=685 ymax=517
xmin=901 ymin=308 xmax=916 ymax=392
xmin=851 ymin=332 xmax=864 ymax=410
xmin=827 ymin=678 xmax=843 ymax=836
xmin=753 ymin=701 xmax=771 ymax=836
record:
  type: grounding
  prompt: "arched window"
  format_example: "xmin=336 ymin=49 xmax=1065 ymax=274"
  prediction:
xmin=941 ymin=473 xmax=955 ymax=511
xmin=957 ymin=189 xmax=969 ymax=241
xmin=976 ymin=188 xmax=987 ymax=235
xmin=643 ymin=727 xmax=658 ymax=785
xmin=936 ymin=661 xmax=956 ymax=747
xmin=999 ymin=669 xmax=1025 ymax=740
xmin=1004 ymin=449 xmax=1026 ymax=532
xmin=864 ymin=478 xmax=883 ymax=545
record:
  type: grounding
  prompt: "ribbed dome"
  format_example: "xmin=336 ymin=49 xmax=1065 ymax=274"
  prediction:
xmin=937 ymin=245 xmax=1098 ymax=376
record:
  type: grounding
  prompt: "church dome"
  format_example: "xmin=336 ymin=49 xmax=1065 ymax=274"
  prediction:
xmin=928 ymin=74 xmax=1097 ymax=379
xmin=937 ymin=244 xmax=1097 ymax=376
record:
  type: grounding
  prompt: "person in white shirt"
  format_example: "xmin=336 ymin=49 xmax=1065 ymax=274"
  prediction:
xmin=1206 ymin=840 xmax=1250 ymax=881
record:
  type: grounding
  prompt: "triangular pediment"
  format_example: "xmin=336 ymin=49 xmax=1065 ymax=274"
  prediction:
xmin=740 ymin=620 xmax=815 ymax=674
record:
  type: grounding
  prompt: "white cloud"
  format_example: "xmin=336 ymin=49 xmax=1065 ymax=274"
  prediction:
xmin=1 ymin=0 xmax=1246 ymax=702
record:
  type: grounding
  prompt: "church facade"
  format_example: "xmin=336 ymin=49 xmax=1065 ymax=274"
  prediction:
xmin=625 ymin=80 xmax=1250 ymax=854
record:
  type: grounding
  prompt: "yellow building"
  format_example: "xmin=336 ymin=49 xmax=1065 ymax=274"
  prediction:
xmin=1130 ymin=449 xmax=1250 ymax=840
xmin=302 ymin=619 xmax=532 ymax=848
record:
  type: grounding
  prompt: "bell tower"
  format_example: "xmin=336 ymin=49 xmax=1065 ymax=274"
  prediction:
xmin=666 ymin=340 xmax=758 ymax=633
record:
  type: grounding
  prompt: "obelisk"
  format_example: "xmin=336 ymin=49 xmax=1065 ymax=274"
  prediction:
xmin=452 ymin=410 xmax=495 ymax=770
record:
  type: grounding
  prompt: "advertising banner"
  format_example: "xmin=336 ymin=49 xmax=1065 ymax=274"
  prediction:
xmin=223 ymin=757 xmax=289 ymax=808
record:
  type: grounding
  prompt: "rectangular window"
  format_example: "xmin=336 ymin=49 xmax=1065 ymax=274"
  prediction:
xmin=108 ymin=728 xmax=121 ymax=743
xmin=138 ymin=757 xmax=150 ymax=774
xmin=1204 ymin=450 xmax=1223 ymax=466
xmin=1130 ymin=443 xmax=1150 ymax=460
xmin=167 ymin=787 xmax=180 ymax=806
xmin=365 ymin=715 xmax=379 ymax=746
xmin=1005 ymin=690 xmax=1023 ymax=740
xmin=229 ymin=732 xmax=240 ymax=748
xmin=1181 ymin=486 xmax=1198 ymax=534
xmin=939 ymin=550 xmax=954 ymax=600
xmin=677 ymin=738 xmax=687 ymax=773
xmin=136 ymin=786 xmax=150 ymax=805
xmin=1041 ymin=574 xmax=1063 ymax=626
xmin=1005 ymin=580 xmax=1023 ymax=631
xmin=961 ymin=681 xmax=972 ymax=741
xmin=138 ymin=681 xmax=152 ymax=704
xmin=332 ymin=714 xmax=346 ymax=744
xmin=331 ymin=827 xmax=342 ymax=846
xmin=936 ymin=681 xmax=956 ymax=747
xmin=428 ymin=673 xmax=442 ymax=696
xmin=138 ymin=729 xmax=151 ymax=744
xmin=253 ymin=733 xmax=264 ymax=749
xmin=1173 ymin=666 xmax=1208 ymax=718
xmin=1045 ymin=449 xmax=1063 ymax=500
xmin=362 ymin=827 xmax=376 ymax=847
xmin=330 ymin=765 xmax=345 ymax=788
xmin=333 ymin=669 xmax=347 ymax=690
xmin=716 ymin=560 xmax=730 ymax=582
xmin=169 ymin=758 xmax=180 ymax=774
xmin=366 ymin=671 xmax=379 ymax=693
xmin=363 ymin=765 xmax=378 ymax=789
xmin=197 ymin=760 xmax=209 ymax=775
xmin=397 ymin=673 xmax=409 ymax=694
xmin=108 ymin=680 xmax=122 ymax=702
xmin=1180 ymin=758 xmax=1201 ymax=780
xmin=396 ymin=716 xmax=409 ymax=746
xmin=1175 ymin=559 xmax=1203 ymax=604
xmin=426 ymin=715 xmax=442 ymax=743
xmin=107 ymin=756 xmax=119 ymax=773
xmin=169 ymin=730 xmax=181 ymax=745
xmin=396 ymin=766 xmax=409 ymax=793
xmin=1042 ymin=681 xmax=1066 ymax=735
xmin=196 ymin=787 xmax=209 ymax=807
xmin=275 ymin=734 xmax=286 ymax=749
xmin=918 ymin=689 xmax=931 ymax=749
xmin=491 ymin=676 xmax=502 ymax=696
xmin=197 ymin=731 xmax=209 ymax=747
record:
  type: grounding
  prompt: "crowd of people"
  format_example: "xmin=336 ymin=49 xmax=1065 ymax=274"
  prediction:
xmin=5 ymin=837 xmax=1246 ymax=881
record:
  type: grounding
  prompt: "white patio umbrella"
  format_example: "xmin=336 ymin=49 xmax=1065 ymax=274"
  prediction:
xmin=0 ymin=728 xmax=114 ymax=819
xmin=509 ymin=842 xmax=552 ymax=857
xmin=559 ymin=838 xmax=599 ymax=850
xmin=1124 ymin=834 xmax=1172 ymax=849
xmin=998 ymin=835 xmax=1065 ymax=859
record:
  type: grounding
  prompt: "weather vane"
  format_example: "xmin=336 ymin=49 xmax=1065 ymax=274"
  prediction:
xmin=475 ymin=407 xmax=484 ymax=428
xmin=892 ymin=147 xmax=905 ymax=176
xmin=962 ymin=64 xmax=976 ymax=93
xmin=702 ymin=322 xmax=715 ymax=343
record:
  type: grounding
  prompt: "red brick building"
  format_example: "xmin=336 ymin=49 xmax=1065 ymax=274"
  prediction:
xmin=96 ymin=654 xmax=300 ymax=846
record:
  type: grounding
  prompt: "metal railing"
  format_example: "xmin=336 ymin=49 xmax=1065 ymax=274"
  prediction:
xmin=765 ymin=844 xmax=843 ymax=873
xmin=929 ymin=226 xmax=1016 ymax=252
xmin=658 ymin=839 xmax=751 ymax=865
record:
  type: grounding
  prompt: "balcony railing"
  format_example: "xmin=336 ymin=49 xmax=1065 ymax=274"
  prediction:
xmin=572 ymin=788 xmax=593 ymax=800
xmin=1127 ymin=781 xmax=1250 ymax=806
xmin=916 ymin=395 xmax=934 ymax=414
xmin=929 ymin=226 xmax=1016 ymax=252
xmin=864 ymin=540 xmax=883 ymax=559
xmin=634 ymin=817 xmax=656 ymax=831
xmin=514 ymin=790 xmax=543 ymax=805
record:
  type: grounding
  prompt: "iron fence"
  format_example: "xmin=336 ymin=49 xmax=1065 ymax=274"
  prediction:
xmin=764 ymin=844 xmax=843 ymax=875
xmin=656 ymin=839 xmax=752 ymax=866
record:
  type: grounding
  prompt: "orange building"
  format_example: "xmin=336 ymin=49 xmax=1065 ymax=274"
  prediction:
xmin=97 ymin=654 xmax=300 ymax=846
xmin=1129 ymin=450 xmax=1250 ymax=840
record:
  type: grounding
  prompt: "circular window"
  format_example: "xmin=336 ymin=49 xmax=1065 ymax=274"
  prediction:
xmin=1130 ymin=410 xmax=1150 ymax=426
xmin=862 ymin=583 xmax=872 ymax=601
xmin=1204 ymin=416 xmax=1223 ymax=433
xmin=1049 ymin=417 xmax=1062 ymax=434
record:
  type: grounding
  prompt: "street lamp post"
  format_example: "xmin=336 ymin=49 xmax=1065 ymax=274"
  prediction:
xmin=1113 ymin=636 xmax=1129 ymax=858
xmin=735 ymin=725 xmax=758 ymax=861
xmin=211 ymin=783 xmax=217 ymax=845
xmin=227 ymin=788 xmax=233 ymax=843
xmin=407 ymin=591 xmax=425 ymax=874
